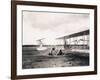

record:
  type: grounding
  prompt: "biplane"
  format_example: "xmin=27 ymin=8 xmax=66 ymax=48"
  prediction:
xmin=36 ymin=38 xmax=47 ymax=50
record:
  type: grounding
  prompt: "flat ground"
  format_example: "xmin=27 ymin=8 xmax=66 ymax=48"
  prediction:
xmin=22 ymin=47 xmax=89 ymax=69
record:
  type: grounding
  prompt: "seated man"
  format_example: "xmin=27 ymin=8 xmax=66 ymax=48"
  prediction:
xmin=58 ymin=49 xmax=63 ymax=55
xmin=49 ymin=48 xmax=57 ymax=56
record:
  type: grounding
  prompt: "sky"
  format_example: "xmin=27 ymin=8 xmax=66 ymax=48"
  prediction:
xmin=23 ymin=11 xmax=89 ymax=45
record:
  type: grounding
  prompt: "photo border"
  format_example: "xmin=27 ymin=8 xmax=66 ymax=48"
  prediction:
xmin=11 ymin=1 xmax=97 ymax=80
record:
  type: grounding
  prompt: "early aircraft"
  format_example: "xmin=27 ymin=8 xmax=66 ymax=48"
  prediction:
xmin=36 ymin=38 xmax=47 ymax=50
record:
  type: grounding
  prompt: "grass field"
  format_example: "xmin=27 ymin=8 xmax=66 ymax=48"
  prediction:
xmin=22 ymin=46 xmax=89 ymax=69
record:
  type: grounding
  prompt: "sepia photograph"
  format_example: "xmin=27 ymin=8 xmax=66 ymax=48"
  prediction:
xmin=11 ymin=1 xmax=97 ymax=79
xmin=22 ymin=11 xmax=90 ymax=69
